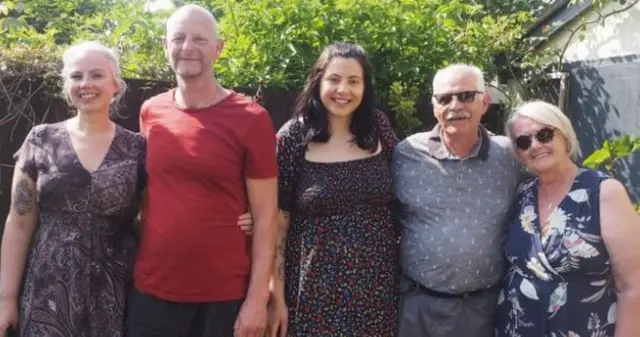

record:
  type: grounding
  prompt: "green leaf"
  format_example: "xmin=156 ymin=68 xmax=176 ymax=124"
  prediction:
xmin=0 ymin=3 xmax=9 ymax=15
xmin=14 ymin=1 xmax=24 ymax=13
xmin=632 ymin=136 xmax=640 ymax=152
xmin=582 ymin=147 xmax=611 ymax=169
xmin=609 ymin=135 xmax=633 ymax=157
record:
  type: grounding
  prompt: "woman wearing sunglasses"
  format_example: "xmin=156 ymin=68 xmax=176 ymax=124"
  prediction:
xmin=494 ymin=100 xmax=640 ymax=337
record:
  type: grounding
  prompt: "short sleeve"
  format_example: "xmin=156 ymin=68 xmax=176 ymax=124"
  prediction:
xmin=375 ymin=110 xmax=399 ymax=160
xmin=244 ymin=108 xmax=278 ymax=179
xmin=13 ymin=125 xmax=41 ymax=181
xmin=276 ymin=119 xmax=304 ymax=213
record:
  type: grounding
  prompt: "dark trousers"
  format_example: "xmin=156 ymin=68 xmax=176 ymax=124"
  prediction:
xmin=397 ymin=276 xmax=499 ymax=337
xmin=125 ymin=287 xmax=243 ymax=337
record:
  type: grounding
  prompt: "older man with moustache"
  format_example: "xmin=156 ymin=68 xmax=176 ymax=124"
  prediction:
xmin=393 ymin=64 xmax=522 ymax=337
xmin=125 ymin=5 xmax=277 ymax=337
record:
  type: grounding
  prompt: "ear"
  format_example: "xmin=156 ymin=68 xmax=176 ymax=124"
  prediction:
xmin=215 ymin=39 xmax=225 ymax=58
xmin=558 ymin=132 xmax=572 ymax=156
xmin=480 ymin=93 xmax=490 ymax=116
xmin=162 ymin=36 xmax=168 ymax=55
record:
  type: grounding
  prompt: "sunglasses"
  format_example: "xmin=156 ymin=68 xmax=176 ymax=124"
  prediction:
xmin=514 ymin=127 xmax=555 ymax=151
xmin=433 ymin=91 xmax=482 ymax=105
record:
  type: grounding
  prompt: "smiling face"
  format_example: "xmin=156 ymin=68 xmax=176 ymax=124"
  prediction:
xmin=319 ymin=57 xmax=365 ymax=119
xmin=65 ymin=50 xmax=119 ymax=114
xmin=511 ymin=116 xmax=570 ymax=174
xmin=432 ymin=71 xmax=489 ymax=137
xmin=163 ymin=8 xmax=222 ymax=79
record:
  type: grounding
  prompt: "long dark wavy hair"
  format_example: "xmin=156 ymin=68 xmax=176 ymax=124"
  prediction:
xmin=293 ymin=42 xmax=379 ymax=152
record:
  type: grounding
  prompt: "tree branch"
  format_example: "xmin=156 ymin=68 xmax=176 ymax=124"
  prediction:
xmin=555 ymin=0 xmax=640 ymax=70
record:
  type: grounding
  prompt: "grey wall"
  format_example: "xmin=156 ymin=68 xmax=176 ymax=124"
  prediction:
xmin=565 ymin=55 xmax=640 ymax=201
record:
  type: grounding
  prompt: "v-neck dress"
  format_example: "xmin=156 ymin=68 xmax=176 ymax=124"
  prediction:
xmin=14 ymin=122 xmax=145 ymax=337
xmin=494 ymin=168 xmax=617 ymax=337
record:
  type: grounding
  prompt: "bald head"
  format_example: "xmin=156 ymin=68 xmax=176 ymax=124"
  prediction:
xmin=162 ymin=4 xmax=224 ymax=80
xmin=166 ymin=4 xmax=219 ymax=40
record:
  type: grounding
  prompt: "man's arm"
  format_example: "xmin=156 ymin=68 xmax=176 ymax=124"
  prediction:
xmin=245 ymin=177 xmax=278 ymax=302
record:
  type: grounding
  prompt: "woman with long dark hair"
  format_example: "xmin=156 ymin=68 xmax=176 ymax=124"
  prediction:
xmin=268 ymin=43 xmax=399 ymax=337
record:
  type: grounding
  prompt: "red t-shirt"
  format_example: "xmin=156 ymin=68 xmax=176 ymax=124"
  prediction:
xmin=134 ymin=90 xmax=278 ymax=302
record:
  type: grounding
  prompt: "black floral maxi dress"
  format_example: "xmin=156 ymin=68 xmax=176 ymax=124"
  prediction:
xmin=14 ymin=122 xmax=145 ymax=337
xmin=276 ymin=111 xmax=400 ymax=336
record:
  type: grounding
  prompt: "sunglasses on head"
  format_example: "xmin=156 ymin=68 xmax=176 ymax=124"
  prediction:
xmin=514 ymin=127 xmax=555 ymax=151
xmin=433 ymin=90 xmax=482 ymax=105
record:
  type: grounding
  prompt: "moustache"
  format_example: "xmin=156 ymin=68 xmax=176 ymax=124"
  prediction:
xmin=445 ymin=113 xmax=471 ymax=121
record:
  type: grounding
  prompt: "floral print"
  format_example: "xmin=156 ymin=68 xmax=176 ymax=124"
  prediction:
xmin=495 ymin=168 xmax=617 ymax=337
xmin=276 ymin=111 xmax=399 ymax=336
xmin=520 ymin=205 xmax=536 ymax=234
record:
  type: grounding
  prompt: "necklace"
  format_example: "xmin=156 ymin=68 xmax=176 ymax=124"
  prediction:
xmin=539 ymin=167 xmax=580 ymax=215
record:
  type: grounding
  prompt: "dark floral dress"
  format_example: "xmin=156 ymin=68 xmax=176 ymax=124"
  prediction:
xmin=14 ymin=122 xmax=145 ymax=337
xmin=495 ymin=168 xmax=617 ymax=337
xmin=276 ymin=111 xmax=400 ymax=337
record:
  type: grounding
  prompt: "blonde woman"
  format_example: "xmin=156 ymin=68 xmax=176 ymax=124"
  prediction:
xmin=0 ymin=41 xmax=142 ymax=337
xmin=494 ymin=100 xmax=640 ymax=337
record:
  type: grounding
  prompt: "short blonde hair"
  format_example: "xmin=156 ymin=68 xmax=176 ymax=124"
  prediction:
xmin=506 ymin=100 xmax=580 ymax=160
xmin=60 ymin=41 xmax=127 ymax=106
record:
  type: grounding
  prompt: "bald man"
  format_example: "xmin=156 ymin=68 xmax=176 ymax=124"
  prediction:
xmin=125 ymin=5 xmax=278 ymax=337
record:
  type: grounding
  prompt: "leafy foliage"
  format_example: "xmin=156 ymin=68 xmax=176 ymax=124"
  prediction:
xmin=466 ymin=0 xmax=550 ymax=16
xmin=212 ymin=0 xmax=532 ymax=135
xmin=1 ymin=0 xmax=533 ymax=135
xmin=582 ymin=135 xmax=640 ymax=213
xmin=583 ymin=135 xmax=640 ymax=172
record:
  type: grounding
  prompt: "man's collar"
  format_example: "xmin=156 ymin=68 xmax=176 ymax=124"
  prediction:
xmin=424 ymin=124 xmax=491 ymax=161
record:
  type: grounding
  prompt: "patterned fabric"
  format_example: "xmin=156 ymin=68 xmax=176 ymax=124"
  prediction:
xmin=277 ymin=111 xmax=399 ymax=336
xmin=15 ymin=122 xmax=144 ymax=337
xmin=495 ymin=168 xmax=616 ymax=337
xmin=392 ymin=126 xmax=522 ymax=293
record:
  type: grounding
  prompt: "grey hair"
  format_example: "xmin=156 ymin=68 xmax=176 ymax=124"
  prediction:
xmin=432 ymin=64 xmax=485 ymax=93
xmin=166 ymin=4 xmax=220 ymax=39
xmin=506 ymin=100 xmax=580 ymax=160
xmin=60 ymin=41 xmax=127 ymax=110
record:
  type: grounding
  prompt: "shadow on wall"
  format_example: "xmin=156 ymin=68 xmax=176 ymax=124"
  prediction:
xmin=565 ymin=54 xmax=640 ymax=201
xmin=564 ymin=4 xmax=640 ymax=64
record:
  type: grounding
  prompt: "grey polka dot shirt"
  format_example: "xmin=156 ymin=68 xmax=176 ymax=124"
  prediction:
xmin=392 ymin=125 xmax=522 ymax=293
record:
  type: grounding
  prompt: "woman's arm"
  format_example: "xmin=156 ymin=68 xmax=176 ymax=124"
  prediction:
xmin=271 ymin=210 xmax=290 ymax=297
xmin=0 ymin=168 xmax=39 ymax=304
xmin=599 ymin=179 xmax=640 ymax=336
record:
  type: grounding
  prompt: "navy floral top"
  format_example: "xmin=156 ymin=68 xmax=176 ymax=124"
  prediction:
xmin=495 ymin=168 xmax=617 ymax=337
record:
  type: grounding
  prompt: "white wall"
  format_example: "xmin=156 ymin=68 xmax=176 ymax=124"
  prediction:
xmin=540 ymin=1 xmax=640 ymax=62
